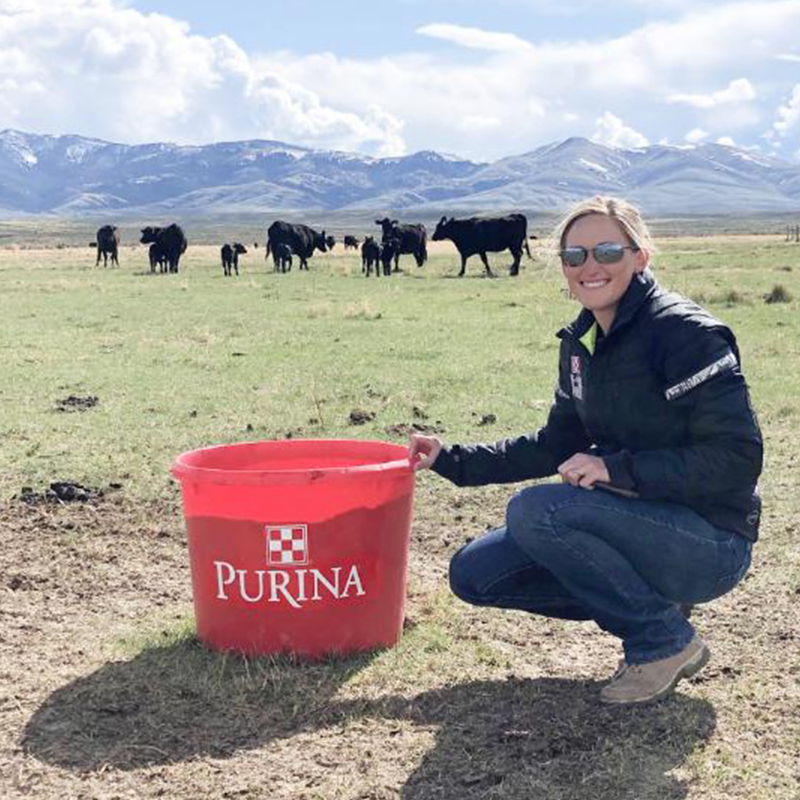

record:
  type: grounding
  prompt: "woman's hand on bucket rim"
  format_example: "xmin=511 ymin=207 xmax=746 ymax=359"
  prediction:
xmin=408 ymin=433 xmax=444 ymax=471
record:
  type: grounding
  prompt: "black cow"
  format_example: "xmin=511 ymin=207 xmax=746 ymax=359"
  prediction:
xmin=274 ymin=242 xmax=293 ymax=272
xmin=148 ymin=243 xmax=168 ymax=273
xmin=344 ymin=235 xmax=360 ymax=250
xmin=375 ymin=218 xmax=427 ymax=271
xmin=95 ymin=225 xmax=119 ymax=267
xmin=140 ymin=224 xmax=187 ymax=273
xmin=361 ymin=236 xmax=381 ymax=276
xmin=265 ymin=221 xmax=327 ymax=271
xmin=432 ymin=214 xmax=532 ymax=277
xmin=379 ymin=237 xmax=402 ymax=276
xmin=221 ymin=242 xmax=247 ymax=276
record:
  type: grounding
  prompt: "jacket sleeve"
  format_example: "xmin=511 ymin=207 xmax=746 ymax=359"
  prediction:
xmin=432 ymin=341 xmax=592 ymax=487
xmin=604 ymin=326 xmax=763 ymax=503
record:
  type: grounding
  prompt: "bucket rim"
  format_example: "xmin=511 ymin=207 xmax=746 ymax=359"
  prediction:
xmin=170 ymin=438 xmax=414 ymax=486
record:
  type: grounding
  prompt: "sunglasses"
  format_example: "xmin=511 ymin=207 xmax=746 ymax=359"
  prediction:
xmin=560 ymin=242 xmax=640 ymax=267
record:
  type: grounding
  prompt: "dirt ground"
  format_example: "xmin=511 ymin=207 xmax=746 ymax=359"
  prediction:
xmin=2 ymin=473 xmax=799 ymax=800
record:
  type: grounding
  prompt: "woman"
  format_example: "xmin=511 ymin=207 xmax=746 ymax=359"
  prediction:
xmin=408 ymin=196 xmax=763 ymax=705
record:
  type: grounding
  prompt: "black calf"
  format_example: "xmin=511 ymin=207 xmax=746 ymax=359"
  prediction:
xmin=361 ymin=236 xmax=381 ymax=276
xmin=149 ymin=243 xmax=168 ymax=273
xmin=221 ymin=242 xmax=247 ymax=276
xmin=274 ymin=242 xmax=293 ymax=273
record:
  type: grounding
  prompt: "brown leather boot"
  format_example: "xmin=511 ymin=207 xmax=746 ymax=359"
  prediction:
xmin=600 ymin=637 xmax=710 ymax=705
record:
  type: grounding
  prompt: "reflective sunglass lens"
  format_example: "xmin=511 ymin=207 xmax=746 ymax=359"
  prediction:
xmin=594 ymin=243 xmax=625 ymax=263
xmin=561 ymin=243 xmax=638 ymax=266
xmin=561 ymin=247 xmax=587 ymax=266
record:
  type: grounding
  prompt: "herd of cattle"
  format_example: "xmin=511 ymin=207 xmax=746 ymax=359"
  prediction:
xmin=91 ymin=213 xmax=537 ymax=278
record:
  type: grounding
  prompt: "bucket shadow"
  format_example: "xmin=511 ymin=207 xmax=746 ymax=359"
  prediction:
xmin=21 ymin=638 xmax=376 ymax=770
xmin=23 ymin=646 xmax=715 ymax=798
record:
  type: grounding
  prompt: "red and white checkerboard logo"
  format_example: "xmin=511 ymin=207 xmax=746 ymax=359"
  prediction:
xmin=265 ymin=525 xmax=309 ymax=566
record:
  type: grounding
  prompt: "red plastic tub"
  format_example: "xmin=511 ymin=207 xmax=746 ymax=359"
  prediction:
xmin=171 ymin=439 xmax=415 ymax=657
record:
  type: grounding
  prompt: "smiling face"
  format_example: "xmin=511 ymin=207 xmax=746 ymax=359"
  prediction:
xmin=561 ymin=213 xmax=649 ymax=333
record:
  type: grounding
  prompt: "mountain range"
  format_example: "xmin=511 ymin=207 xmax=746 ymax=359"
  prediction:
xmin=2 ymin=128 xmax=800 ymax=217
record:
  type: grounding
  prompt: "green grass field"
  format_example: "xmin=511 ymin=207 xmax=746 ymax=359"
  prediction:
xmin=2 ymin=234 xmax=799 ymax=799
xmin=2 ymin=235 xmax=796 ymax=499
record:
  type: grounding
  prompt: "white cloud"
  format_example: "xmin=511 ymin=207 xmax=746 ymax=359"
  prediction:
xmin=772 ymin=83 xmax=800 ymax=138
xmin=776 ymin=53 xmax=800 ymax=62
xmin=668 ymin=78 xmax=756 ymax=109
xmin=2 ymin=0 xmax=800 ymax=163
xmin=685 ymin=128 xmax=709 ymax=143
xmin=0 ymin=0 xmax=406 ymax=155
xmin=591 ymin=112 xmax=648 ymax=148
xmin=716 ymin=136 xmax=736 ymax=146
xmin=456 ymin=115 xmax=502 ymax=131
xmin=417 ymin=23 xmax=534 ymax=54
xmin=262 ymin=2 xmax=800 ymax=160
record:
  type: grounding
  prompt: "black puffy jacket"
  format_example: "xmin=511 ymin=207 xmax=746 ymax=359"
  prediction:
xmin=432 ymin=269 xmax=763 ymax=541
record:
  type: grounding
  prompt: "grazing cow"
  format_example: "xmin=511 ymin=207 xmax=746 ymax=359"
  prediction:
xmin=221 ymin=242 xmax=247 ymax=276
xmin=432 ymin=213 xmax=532 ymax=277
xmin=374 ymin=218 xmax=427 ymax=271
xmin=325 ymin=235 xmax=336 ymax=251
xmin=265 ymin=221 xmax=327 ymax=271
xmin=148 ymin=243 xmax=168 ymax=273
xmin=140 ymin=224 xmax=188 ymax=273
xmin=274 ymin=242 xmax=294 ymax=272
xmin=344 ymin=235 xmax=360 ymax=250
xmin=95 ymin=225 xmax=119 ymax=267
xmin=361 ymin=236 xmax=381 ymax=276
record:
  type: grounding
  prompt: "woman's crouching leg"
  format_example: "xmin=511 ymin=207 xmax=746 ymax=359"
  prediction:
xmin=448 ymin=524 xmax=592 ymax=620
xmin=505 ymin=483 xmax=695 ymax=665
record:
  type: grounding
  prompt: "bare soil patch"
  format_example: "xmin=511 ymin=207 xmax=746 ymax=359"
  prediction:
xmin=385 ymin=422 xmax=445 ymax=437
xmin=15 ymin=480 xmax=120 ymax=505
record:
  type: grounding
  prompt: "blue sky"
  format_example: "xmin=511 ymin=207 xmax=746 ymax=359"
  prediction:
xmin=125 ymin=0 xmax=664 ymax=59
xmin=2 ymin=0 xmax=799 ymax=162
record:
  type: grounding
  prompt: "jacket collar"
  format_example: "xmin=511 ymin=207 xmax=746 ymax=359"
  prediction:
xmin=558 ymin=268 xmax=658 ymax=341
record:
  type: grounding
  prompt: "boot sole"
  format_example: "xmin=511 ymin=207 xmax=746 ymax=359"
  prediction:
xmin=600 ymin=643 xmax=711 ymax=706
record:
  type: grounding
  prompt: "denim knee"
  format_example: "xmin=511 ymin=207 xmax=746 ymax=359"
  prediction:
xmin=448 ymin=542 xmax=482 ymax=603
xmin=506 ymin=486 xmax=552 ymax=550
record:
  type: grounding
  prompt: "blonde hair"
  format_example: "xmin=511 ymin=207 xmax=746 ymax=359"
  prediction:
xmin=551 ymin=196 xmax=656 ymax=264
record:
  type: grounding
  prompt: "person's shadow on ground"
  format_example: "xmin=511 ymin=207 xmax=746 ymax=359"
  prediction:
xmin=22 ymin=640 xmax=715 ymax=799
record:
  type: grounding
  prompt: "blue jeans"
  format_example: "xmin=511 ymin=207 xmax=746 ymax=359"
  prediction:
xmin=449 ymin=484 xmax=752 ymax=665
